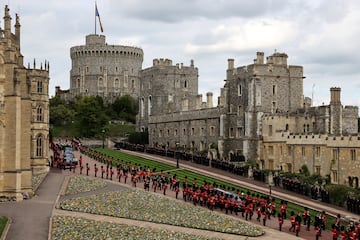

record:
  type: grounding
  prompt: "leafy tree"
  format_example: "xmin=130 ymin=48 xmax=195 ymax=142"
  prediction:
xmin=49 ymin=95 xmax=65 ymax=107
xmin=50 ymin=104 xmax=76 ymax=125
xmin=111 ymin=95 xmax=138 ymax=123
xmin=128 ymin=129 xmax=148 ymax=145
xmin=75 ymin=96 xmax=109 ymax=137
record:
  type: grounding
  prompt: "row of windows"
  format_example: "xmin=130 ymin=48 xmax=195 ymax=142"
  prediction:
xmin=154 ymin=141 xmax=207 ymax=151
xmin=73 ymin=50 xmax=142 ymax=57
xmin=152 ymin=126 xmax=217 ymax=137
xmin=267 ymin=145 xmax=358 ymax=161
xmin=151 ymin=127 xmax=244 ymax=139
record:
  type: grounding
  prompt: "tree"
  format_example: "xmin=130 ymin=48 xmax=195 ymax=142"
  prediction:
xmin=50 ymin=104 xmax=76 ymax=125
xmin=111 ymin=95 xmax=138 ymax=123
xmin=75 ymin=96 xmax=109 ymax=137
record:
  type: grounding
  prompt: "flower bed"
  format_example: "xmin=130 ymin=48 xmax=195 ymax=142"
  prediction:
xmin=51 ymin=215 xmax=221 ymax=240
xmin=60 ymin=189 xmax=264 ymax=237
xmin=65 ymin=176 xmax=107 ymax=195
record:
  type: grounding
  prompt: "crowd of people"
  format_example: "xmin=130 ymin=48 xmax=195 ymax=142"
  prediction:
xmin=50 ymin=139 xmax=360 ymax=239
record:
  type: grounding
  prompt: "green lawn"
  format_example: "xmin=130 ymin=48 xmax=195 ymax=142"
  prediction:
xmin=95 ymin=148 xmax=336 ymax=229
xmin=0 ymin=216 xmax=8 ymax=237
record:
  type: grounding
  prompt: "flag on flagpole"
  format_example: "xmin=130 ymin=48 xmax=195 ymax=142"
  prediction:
xmin=95 ymin=4 xmax=104 ymax=32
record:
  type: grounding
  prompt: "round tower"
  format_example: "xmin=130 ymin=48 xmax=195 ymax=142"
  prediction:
xmin=70 ymin=34 xmax=144 ymax=102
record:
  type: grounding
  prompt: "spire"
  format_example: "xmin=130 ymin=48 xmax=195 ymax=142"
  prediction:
xmin=15 ymin=13 xmax=20 ymax=40
xmin=4 ymin=5 xmax=11 ymax=39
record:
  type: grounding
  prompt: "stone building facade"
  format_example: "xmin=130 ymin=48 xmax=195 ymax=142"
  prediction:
xmin=260 ymin=87 xmax=359 ymax=186
xmin=0 ymin=6 xmax=50 ymax=200
xmin=140 ymin=52 xmax=308 ymax=161
xmin=60 ymin=34 xmax=143 ymax=102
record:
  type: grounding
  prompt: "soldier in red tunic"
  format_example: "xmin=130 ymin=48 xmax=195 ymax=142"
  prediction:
xmin=278 ymin=213 xmax=284 ymax=231
xmin=101 ymin=165 xmax=104 ymax=178
xmin=94 ymin=164 xmax=98 ymax=177
xmin=86 ymin=163 xmax=90 ymax=176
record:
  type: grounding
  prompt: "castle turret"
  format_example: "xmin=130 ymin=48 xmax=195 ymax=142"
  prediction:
xmin=330 ymin=87 xmax=342 ymax=135
xmin=206 ymin=92 xmax=213 ymax=108
xmin=227 ymin=59 xmax=234 ymax=70
xmin=3 ymin=5 xmax=11 ymax=39
xmin=15 ymin=13 xmax=20 ymax=41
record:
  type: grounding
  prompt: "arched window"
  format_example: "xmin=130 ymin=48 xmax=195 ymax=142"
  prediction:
xmin=131 ymin=79 xmax=135 ymax=89
xmin=77 ymin=78 xmax=81 ymax=88
xmin=36 ymin=105 xmax=43 ymax=122
xmin=36 ymin=135 xmax=43 ymax=157
xmin=148 ymin=96 xmax=152 ymax=115
xmin=114 ymin=78 xmax=119 ymax=92
xmin=140 ymin=97 xmax=145 ymax=117
xmin=98 ymin=78 xmax=104 ymax=92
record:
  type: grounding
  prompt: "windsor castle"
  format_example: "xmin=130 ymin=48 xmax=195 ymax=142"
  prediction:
xmin=56 ymin=34 xmax=360 ymax=188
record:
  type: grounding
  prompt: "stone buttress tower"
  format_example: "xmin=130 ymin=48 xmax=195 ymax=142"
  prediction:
xmin=0 ymin=5 xmax=50 ymax=200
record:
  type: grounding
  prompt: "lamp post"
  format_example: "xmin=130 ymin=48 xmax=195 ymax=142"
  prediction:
xmin=268 ymin=171 xmax=274 ymax=195
xmin=102 ymin=129 xmax=105 ymax=149
xmin=175 ymin=142 xmax=180 ymax=168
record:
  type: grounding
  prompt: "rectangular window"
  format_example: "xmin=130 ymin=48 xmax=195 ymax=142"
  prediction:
xmin=315 ymin=166 xmax=321 ymax=175
xmin=316 ymin=147 xmax=320 ymax=158
xmin=287 ymin=146 xmax=292 ymax=155
xmin=351 ymin=149 xmax=356 ymax=161
xmin=238 ymin=84 xmax=242 ymax=96
xmin=229 ymin=128 xmax=234 ymax=138
xmin=37 ymin=81 xmax=43 ymax=93
xmin=268 ymin=159 xmax=274 ymax=170
xmin=236 ymin=127 xmax=242 ymax=138
xmin=333 ymin=149 xmax=338 ymax=160
xmin=269 ymin=146 xmax=274 ymax=156
xmin=302 ymin=147 xmax=305 ymax=156
xmin=268 ymin=125 xmax=272 ymax=136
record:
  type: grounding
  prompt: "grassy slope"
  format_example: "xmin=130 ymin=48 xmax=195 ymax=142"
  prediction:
xmin=0 ymin=216 xmax=8 ymax=237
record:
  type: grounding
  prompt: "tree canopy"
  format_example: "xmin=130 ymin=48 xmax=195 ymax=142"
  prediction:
xmin=50 ymin=95 xmax=138 ymax=138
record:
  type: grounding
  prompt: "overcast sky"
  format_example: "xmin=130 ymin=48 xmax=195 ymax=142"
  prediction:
xmin=5 ymin=0 xmax=360 ymax=109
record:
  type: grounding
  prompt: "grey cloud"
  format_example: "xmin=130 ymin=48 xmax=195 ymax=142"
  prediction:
xmin=107 ymin=0 xmax=285 ymax=22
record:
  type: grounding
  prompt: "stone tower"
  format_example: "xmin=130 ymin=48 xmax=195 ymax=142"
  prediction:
xmin=329 ymin=87 xmax=342 ymax=135
xmin=69 ymin=34 xmax=143 ymax=102
xmin=0 ymin=5 xmax=50 ymax=200
xmin=224 ymin=52 xmax=304 ymax=161
xmin=137 ymin=59 xmax=199 ymax=131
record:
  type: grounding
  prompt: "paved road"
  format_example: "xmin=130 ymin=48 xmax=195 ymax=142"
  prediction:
xmin=0 ymin=171 xmax=64 ymax=240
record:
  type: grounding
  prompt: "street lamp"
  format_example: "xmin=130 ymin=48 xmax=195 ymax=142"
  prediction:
xmin=102 ymin=129 xmax=105 ymax=149
xmin=175 ymin=142 xmax=180 ymax=168
xmin=268 ymin=171 xmax=274 ymax=195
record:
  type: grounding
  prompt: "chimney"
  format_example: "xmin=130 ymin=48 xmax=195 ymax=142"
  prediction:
xmin=227 ymin=59 xmax=234 ymax=70
xmin=206 ymin=92 xmax=213 ymax=108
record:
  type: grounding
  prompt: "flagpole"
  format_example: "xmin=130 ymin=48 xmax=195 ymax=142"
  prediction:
xmin=94 ymin=1 xmax=97 ymax=34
